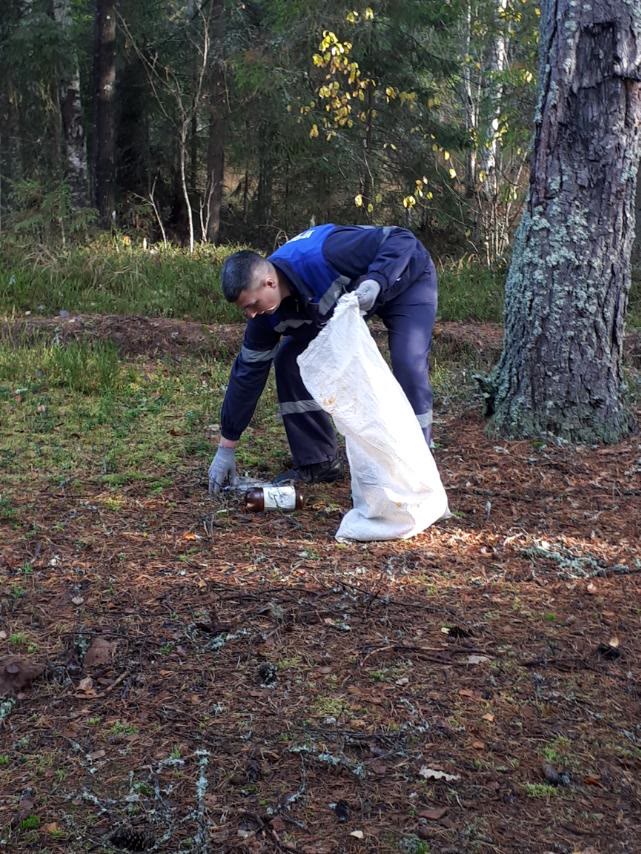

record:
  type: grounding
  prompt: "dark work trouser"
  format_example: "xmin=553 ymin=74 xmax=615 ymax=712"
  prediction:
xmin=274 ymin=260 xmax=438 ymax=467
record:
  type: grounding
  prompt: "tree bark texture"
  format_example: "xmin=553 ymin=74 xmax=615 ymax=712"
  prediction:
xmin=52 ymin=0 xmax=89 ymax=209
xmin=490 ymin=0 xmax=641 ymax=443
xmin=93 ymin=0 xmax=117 ymax=225
xmin=206 ymin=0 xmax=225 ymax=244
xmin=633 ymin=156 xmax=641 ymax=268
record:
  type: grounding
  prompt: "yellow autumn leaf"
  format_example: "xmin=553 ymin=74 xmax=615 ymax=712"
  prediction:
xmin=364 ymin=7 xmax=374 ymax=20
xmin=309 ymin=124 xmax=319 ymax=139
xmin=354 ymin=194 xmax=364 ymax=207
xmin=402 ymin=195 xmax=416 ymax=209
xmin=367 ymin=203 xmax=374 ymax=213
xmin=448 ymin=167 xmax=457 ymax=179
xmin=426 ymin=191 xmax=433 ymax=200
xmin=443 ymin=151 xmax=450 ymax=161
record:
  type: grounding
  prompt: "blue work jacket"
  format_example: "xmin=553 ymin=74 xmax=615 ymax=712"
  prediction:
xmin=220 ymin=224 xmax=432 ymax=440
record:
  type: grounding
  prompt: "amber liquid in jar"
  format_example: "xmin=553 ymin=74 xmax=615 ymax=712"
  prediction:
xmin=244 ymin=485 xmax=304 ymax=512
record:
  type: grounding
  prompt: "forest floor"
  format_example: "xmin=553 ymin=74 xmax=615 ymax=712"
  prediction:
xmin=1 ymin=316 xmax=641 ymax=854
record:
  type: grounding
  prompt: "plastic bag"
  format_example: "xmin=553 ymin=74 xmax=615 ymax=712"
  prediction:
xmin=298 ymin=293 xmax=449 ymax=541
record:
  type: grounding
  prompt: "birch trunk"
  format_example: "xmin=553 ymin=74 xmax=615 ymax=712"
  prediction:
xmin=489 ymin=0 xmax=641 ymax=443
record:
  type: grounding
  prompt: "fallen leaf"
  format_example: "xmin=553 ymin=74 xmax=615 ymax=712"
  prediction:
xmin=44 ymin=822 xmax=61 ymax=834
xmin=459 ymin=688 xmax=482 ymax=700
xmin=419 ymin=806 xmax=448 ymax=821
xmin=87 ymin=750 xmax=106 ymax=761
xmin=71 ymin=596 xmax=84 ymax=606
xmin=12 ymin=789 xmax=35 ymax=827
xmin=466 ymin=654 xmax=490 ymax=665
xmin=78 ymin=677 xmax=94 ymax=692
xmin=0 ymin=657 xmax=45 ymax=696
xmin=84 ymin=637 xmax=117 ymax=668
xmin=482 ymin=713 xmax=495 ymax=722
xmin=350 ymin=830 xmax=364 ymax=839
xmin=471 ymin=740 xmax=485 ymax=750
xmin=271 ymin=816 xmax=286 ymax=834
xmin=368 ymin=761 xmax=388 ymax=775
xmin=586 ymin=582 xmax=597 ymax=595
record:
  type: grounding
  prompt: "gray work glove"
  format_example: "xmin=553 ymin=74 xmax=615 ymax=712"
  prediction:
xmin=208 ymin=446 xmax=237 ymax=494
xmin=355 ymin=278 xmax=381 ymax=313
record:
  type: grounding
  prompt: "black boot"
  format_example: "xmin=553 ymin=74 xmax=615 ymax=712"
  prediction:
xmin=273 ymin=458 xmax=343 ymax=485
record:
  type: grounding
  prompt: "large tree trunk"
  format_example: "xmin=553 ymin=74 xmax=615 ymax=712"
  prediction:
xmin=52 ymin=0 xmax=89 ymax=209
xmin=205 ymin=0 xmax=225 ymax=244
xmin=92 ymin=0 xmax=117 ymax=226
xmin=488 ymin=0 xmax=641 ymax=444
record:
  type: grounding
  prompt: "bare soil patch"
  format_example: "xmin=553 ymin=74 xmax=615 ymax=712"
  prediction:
xmin=3 ymin=313 xmax=640 ymax=367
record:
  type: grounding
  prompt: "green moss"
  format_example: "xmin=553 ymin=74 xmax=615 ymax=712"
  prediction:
xmin=523 ymin=783 xmax=559 ymax=798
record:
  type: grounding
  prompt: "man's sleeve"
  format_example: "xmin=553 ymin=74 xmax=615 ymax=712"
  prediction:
xmin=220 ymin=320 xmax=281 ymax=441
xmin=323 ymin=226 xmax=420 ymax=297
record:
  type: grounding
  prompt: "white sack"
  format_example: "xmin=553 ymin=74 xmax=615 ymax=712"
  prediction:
xmin=297 ymin=293 xmax=449 ymax=542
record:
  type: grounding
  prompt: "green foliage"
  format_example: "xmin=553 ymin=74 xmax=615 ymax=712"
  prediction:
xmin=438 ymin=257 xmax=505 ymax=322
xmin=8 ymin=180 xmax=97 ymax=244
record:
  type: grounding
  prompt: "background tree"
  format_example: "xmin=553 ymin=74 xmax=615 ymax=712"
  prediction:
xmin=204 ymin=0 xmax=226 ymax=243
xmin=92 ymin=0 xmax=117 ymax=226
xmin=487 ymin=0 xmax=641 ymax=443
xmin=4 ymin=0 xmax=641 ymax=276
xmin=52 ymin=0 xmax=90 ymax=210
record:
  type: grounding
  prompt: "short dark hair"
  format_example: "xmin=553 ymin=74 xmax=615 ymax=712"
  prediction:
xmin=220 ymin=250 xmax=265 ymax=302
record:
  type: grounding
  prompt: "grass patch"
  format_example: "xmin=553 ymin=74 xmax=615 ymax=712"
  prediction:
xmin=0 ymin=339 xmax=123 ymax=395
xmin=0 ymin=341 xmax=287 ymax=505
xmin=523 ymin=783 xmax=560 ymax=799
xmin=1 ymin=238 xmax=639 ymax=331
xmin=0 ymin=237 xmax=242 ymax=322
